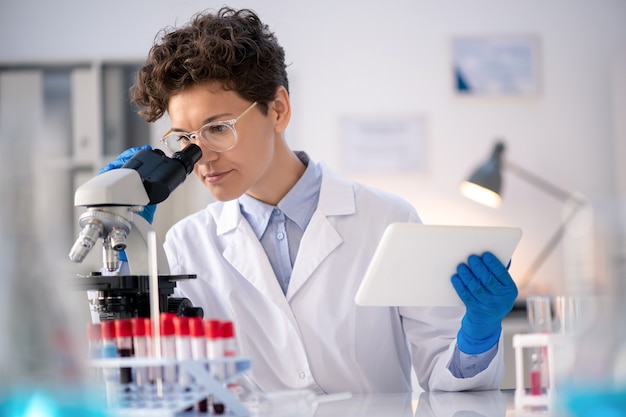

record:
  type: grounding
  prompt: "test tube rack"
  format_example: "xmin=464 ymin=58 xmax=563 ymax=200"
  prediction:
xmin=512 ymin=332 xmax=569 ymax=412
xmin=89 ymin=356 xmax=251 ymax=416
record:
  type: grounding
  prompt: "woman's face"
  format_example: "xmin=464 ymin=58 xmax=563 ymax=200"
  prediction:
xmin=166 ymin=84 xmax=282 ymax=202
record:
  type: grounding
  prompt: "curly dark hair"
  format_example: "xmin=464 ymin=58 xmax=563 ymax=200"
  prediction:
xmin=131 ymin=7 xmax=289 ymax=122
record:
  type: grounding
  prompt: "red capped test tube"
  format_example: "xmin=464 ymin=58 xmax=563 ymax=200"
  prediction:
xmin=131 ymin=317 xmax=149 ymax=386
xmin=174 ymin=316 xmax=192 ymax=386
xmin=100 ymin=320 xmax=120 ymax=407
xmin=160 ymin=313 xmax=178 ymax=385
xmin=101 ymin=320 xmax=117 ymax=358
xmin=205 ymin=319 xmax=224 ymax=382
xmin=222 ymin=321 xmax=237 ymax=381
xmin=189 ymin=317 xmax=207 ymax=361
xmin=115 ymin=319 xmax=134 ymax=384
xmin=189 ymin=317 xmax=208 ymax=412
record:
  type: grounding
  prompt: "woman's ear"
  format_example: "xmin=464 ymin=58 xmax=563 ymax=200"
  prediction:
xmin=270 ymin=86 xmax=291 ymax=132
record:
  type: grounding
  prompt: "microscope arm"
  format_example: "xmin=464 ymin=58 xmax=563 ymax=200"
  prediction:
xmin=74 ymin=168 xmax=149 ymax=207
xmin=124 ymin=214 xmax=170 ymax=275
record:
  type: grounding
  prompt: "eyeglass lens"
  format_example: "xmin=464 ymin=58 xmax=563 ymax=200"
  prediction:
xmin=163 ymin=122 xmax=236 ymax=153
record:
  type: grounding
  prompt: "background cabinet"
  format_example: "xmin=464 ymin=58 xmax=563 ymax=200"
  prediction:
xmin=0 ymin=62 xmax=211 ymax=276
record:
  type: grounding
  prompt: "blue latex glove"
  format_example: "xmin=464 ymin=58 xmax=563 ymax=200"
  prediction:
xmin=451 ymin=252 xmax=518 ymax=354
xmin=98 ymin=145 xmax=157 ymax=224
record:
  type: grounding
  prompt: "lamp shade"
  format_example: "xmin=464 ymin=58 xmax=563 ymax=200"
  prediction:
xmin=460 ymin=141 xmax=505 ymax=208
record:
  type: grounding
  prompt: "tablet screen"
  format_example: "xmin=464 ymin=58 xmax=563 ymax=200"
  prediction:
xmin=355 ymin=223 xmax=522 ymax=307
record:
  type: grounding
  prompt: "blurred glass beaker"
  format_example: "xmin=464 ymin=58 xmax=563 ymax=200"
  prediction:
xmin=553 ymin=296 xmax=581 ymax=334
xmin=552 ymin=295 xmax=599 ymax=335
xmin=526 ymin=295 xmax=553 ymax=333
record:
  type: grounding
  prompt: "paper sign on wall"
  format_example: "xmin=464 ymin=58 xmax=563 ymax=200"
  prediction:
xmin=340 ymin=117 xmax=426 ymax=173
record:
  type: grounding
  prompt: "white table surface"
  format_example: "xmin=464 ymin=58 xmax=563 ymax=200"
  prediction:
xmin=309 ymin=390 xmax=556 ymax=417
xmin=174 ymin=389 xmax=573 ymax=417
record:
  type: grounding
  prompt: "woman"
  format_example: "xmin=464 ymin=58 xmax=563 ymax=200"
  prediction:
xmin=106 ymin=7 xmax=517 ymax=394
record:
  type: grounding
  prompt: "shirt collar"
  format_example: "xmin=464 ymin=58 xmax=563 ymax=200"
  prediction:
xmin=239 ymin=151 xmax=322 ymax=239
xmin=238 ymin=194 xmax=273 ymax=240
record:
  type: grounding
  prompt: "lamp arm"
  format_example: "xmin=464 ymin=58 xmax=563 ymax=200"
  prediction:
xmin=517 ymin=196 xmax=586 ymax=289
xmin=505 ymin=160 xmax=585 ymax=204
xmin=505 ymin=160 xmax=588 ymax=289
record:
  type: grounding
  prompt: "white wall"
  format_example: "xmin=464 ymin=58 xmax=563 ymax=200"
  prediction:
xmin=1 ymin=0 xmax=625 ymax=295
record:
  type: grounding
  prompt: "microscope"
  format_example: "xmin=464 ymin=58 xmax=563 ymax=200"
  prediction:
xmin=69 ymin=145 xmax=204 ymax=321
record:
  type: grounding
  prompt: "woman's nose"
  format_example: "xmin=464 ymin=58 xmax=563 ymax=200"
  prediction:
xmin=195 ymin=142 xmax=219 ymax=164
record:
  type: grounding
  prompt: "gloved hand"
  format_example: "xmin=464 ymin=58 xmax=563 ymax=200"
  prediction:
xmin=451 ymin=252 xmax=518 ymax=354
xmin=98 ymin=145 xmax=156 ymax=224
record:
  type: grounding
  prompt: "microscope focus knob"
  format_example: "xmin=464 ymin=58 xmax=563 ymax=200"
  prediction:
xmin=167 ymin=297 xmax=204 ymax=318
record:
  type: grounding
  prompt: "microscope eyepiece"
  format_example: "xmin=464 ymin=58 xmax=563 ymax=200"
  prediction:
xmin=172 ymin=144 xmax=202 ymax=176
xmin=122 ymin=144 xmax=202 ymax=204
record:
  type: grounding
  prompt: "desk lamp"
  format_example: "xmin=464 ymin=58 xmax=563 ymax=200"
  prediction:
xmin=460 ymin=140 xmax=586 ymax=289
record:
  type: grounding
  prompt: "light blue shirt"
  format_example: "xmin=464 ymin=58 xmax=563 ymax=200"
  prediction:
xmin=238 ymin=151 xmax=496 ymax=379
xmin=239 ymin=152 xmax=320 ymax=294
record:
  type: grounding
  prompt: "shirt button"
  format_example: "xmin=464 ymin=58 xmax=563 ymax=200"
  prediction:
xmin=276 ymin=232 xmax=285 ymax=240
xmin=298 ymin=371 xmax=306 ymax=379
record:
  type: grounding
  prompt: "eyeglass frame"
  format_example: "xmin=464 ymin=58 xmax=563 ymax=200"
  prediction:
xmin=160 ymin=101 xmax=258 ymax=154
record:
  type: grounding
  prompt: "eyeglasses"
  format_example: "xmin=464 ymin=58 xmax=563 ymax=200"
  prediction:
xmin=160 ymin=101 xmax=258 ymax=154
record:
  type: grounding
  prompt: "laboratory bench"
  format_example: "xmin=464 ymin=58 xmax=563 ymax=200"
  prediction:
xmin=166 ymin=389 xmax=573 ymax=417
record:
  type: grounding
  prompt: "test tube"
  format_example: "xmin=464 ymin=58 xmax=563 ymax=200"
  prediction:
xmin=115 ymin=319 xmax=134 ymax=385
xmin=101 ymin=320 xmax=120 ymax=407
xmin=87 ymin=323 xmax=103 ymax=359
xmin=144 ymin=318 xmax=157 ymax=384
xmin=222 ymin=321 xmax=237 ymax=381
xmin=101 ymin=320 xmax=118 ymax=357
xmin=189 ymin=317 xmax=207 ymax=361
xmin=86 ymin=323 xmax=103 ymax=384
xmin=131 ymin=317 xmax=149 ymax=386
xmin=529 ymin=352 xmax=543 ymax=396
xmin=174 ymin=316 xmax=192 ymax=386
xmin=160 ymin=313 xmax=178 ymax=386
xmin=205 ymin=319 xmax=225 ymax=414
xmin=526 ymin=295 xmax=552 ymax=396
xmin=189 ymin=317 xmax=208 ymax=413
xmin=174 ymin=316 xmax=193 ymax=412
xmin=205 ymin=319 xmax=224 ymax=381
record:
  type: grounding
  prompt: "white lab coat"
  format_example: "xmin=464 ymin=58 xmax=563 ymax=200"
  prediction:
xmin=164 ymin=162 xmax=505 ymax=394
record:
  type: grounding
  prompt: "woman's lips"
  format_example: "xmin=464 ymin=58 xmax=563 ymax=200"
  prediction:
xmin=205 ymin=170 xmax=231 ymax=184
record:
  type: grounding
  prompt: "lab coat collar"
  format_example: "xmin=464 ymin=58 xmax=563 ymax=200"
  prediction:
xmin=214 ymin=160 xmax=357 ymax=302
xmin=215 ymin=198 xmax=293 ymax=316
xmin=222 ymin=216 xmax=292 ymax=313
xmin=286 ymin=163 xmax=355 ymax=299
xmin=317 ymin=162 xmax=356 ymax=216
xmin=215 ymin=199 xmax=242 ymax=235
xmin=214 ymin=159 xmax=355 ymax=234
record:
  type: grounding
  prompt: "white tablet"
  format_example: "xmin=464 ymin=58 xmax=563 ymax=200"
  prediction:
xmin=355 ymin=223 xmax=522 ymax=307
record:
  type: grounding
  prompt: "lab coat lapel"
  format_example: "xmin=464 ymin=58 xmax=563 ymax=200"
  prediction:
xmin=218 ymin=201 xmax=290 ymax=311
xmin=286 ymin=164 xmax=356 ymax=300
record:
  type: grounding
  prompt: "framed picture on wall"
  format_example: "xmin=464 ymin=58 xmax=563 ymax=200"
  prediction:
xmin=452 ymin=35 xmax=541 ymax=96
